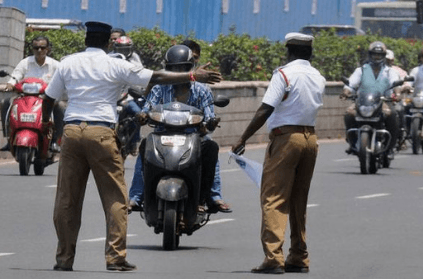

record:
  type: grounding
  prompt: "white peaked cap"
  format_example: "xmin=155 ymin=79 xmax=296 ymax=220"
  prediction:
xmin=285 ymin=32 xmax=314 ymax=46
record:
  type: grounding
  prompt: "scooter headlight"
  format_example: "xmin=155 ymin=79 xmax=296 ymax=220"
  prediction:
xmin=413 ymin=95 xmax=423 ymax=108
xmin=358 ymin=105 xmax=376 ymax=117
xmin=22 ymin=83 xmax=42 ymax=94
xmin=149 ymin=111 xmax=164 ymax=123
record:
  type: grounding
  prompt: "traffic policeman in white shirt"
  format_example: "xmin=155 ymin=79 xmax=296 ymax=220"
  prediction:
xmin=1 ymin=36 xmax=64 ymax=152
xmin=232 ymin=32 xmax=325 ymax=274
xmin=41 ymin=21 xmax=222 ymax=272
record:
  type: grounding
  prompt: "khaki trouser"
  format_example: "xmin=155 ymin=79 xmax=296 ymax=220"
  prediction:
xmin=53 ymin=124 xmax=128 ymax=268
xmin=260 ymin=125 xmax=318 ymax=268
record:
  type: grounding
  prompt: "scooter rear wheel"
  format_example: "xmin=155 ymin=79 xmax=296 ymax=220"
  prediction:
xmin=17 ymin=147 xmax=32 ymax=176
xmin=163 ymin=201 xmax=180 ymax=250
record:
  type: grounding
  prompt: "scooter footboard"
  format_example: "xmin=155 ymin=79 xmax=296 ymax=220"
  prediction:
xmin=156 ymin=176 xmax=188 ymax=201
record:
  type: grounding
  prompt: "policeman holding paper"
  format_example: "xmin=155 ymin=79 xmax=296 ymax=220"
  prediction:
xmin=232 ymin=32 xmax=325 ymax=274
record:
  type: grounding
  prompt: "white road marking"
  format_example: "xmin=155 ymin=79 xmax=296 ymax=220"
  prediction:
xmin=81 ymin=234 xmax=137 ymax=242
xmin=307 ymin=204 xmax=319 ymax=208
xmin=208 ymin=218 xmax=234 ymax=225
xmin=356 ymin=193 xmax=391 ymax=199
xmin=46 ymin=185 xmax=57 ymax=188
xmin=221 ymin=169 xmax=240 ymax=173
xmin=0 ymin=253 xmax=15 ymax=257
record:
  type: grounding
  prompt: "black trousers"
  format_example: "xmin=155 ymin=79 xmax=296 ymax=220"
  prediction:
xmin=200 ymin=140 xmax=219 ymax=205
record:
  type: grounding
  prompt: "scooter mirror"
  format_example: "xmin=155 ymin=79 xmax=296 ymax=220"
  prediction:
xmin=392 ymin=80 xmax=404 ymax=88
xmin=213 ymin=95 xmax=230 ymax=107
xmin=404 ymin=75 xmax=414 ymax=82
xmin=0 ymin=70 xmax=9 ymax=78
xmin=341 ymin=76 xmax=349 ymax=86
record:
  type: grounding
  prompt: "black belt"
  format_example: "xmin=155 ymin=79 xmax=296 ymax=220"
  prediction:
xmin=65 ymin=120 xmax=115 ymax=129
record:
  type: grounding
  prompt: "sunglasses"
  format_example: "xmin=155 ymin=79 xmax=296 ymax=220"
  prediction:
xmin=33 ymin=46 xmax=48 ymax=50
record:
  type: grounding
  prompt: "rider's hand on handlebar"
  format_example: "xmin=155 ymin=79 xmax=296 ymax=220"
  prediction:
xmin=205 ymin=117 xmax=221 ymax=131
xmin=135 ymin=112 xmax=148 ymax=126
xmin=193 ymin=62 xmax=222 ymax=84
xmin=340 ymin=89 xmax=351 ymax=100
xmin=5 ymin=83 xmax=14 ymax=92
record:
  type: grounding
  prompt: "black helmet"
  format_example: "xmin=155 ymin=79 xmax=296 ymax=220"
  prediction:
xmin=368 ymin=41 xmax=387 ymax=65
xmin=114 ymin=36 xmax=133 ymax=59
xmin=164 ymin=45 xmax=194 ymax=71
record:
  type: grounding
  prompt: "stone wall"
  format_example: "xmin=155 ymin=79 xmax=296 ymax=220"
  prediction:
xmin=0 ymin=81 xmax=348 ymax=159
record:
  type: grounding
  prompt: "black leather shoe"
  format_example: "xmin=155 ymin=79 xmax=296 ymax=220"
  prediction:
xmin=107 ymin=261 xmax=137 ymax=271
xmin=251 ymin=265 xmax=284 ymax=274
xmin=0 ymin=142 xmax=10 ymax=151
xmin=285 ymin=264 xmax=309 ymax=273
xmin=53 ymin=264 xmax=73 ymax=271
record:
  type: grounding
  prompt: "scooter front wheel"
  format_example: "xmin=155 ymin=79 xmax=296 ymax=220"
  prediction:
xmin=17 ymin=147 xmax=33 ymax=176
xmin=359 ymin=132 xmax=377 ymax=174
xmin=163 ymin=201 xmax=180 ymax=250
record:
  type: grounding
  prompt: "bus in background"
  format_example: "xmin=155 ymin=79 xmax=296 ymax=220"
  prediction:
xmin=355 ymin=1 xmax=421 ymax=39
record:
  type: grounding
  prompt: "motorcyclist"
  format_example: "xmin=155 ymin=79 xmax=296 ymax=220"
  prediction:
xmin=129 ymin=45 xmax=220 ymax=213
xmin=340 ymin=41 xmax=401 ymax=156
xmin=386 ymin=49 xmax=408 ymax=149
xmin=406 ymin=48 xmax=423 ymax=94
xmin=110 ymin=36 xmax=144 ymax=155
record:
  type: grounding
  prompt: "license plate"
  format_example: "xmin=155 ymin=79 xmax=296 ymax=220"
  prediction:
xmin=410 ymin=108 xmax=423 ymax=113
xmin=161 ymin=135 xmax=186 ymax=146
xmin=20 ymin=113 xmax=37 ymax=123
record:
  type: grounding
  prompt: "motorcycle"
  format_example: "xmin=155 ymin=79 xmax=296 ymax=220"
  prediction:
xmin=141 ymin=95 xmax=229 ymax=250
xmin=4 ymin=77 xmax=56 ymax=175
xmin=405 ymin=89 xmax=423 ymax=154
xmin=342 ymin=77 xmax=410 ymax=174
xmin=116 ymin=87 xmax=145 ymax=159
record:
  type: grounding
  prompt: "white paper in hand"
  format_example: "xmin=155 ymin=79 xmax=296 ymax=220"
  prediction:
xmin=229 ymin=151 xmax=263 ymax=188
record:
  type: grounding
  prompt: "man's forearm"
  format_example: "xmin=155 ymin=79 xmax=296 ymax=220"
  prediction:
xmin=240 ymin=103 xmax=274 ymax=143
xmin=41 ymin=94 xmax=56 ymax=123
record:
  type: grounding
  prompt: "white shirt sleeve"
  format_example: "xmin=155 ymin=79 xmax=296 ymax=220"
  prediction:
xmin=344 ymin=67 xmax=362 ymax=93
xmin=45 ymin=67 xmax=66 ymax=100
xmin=8 ymin=59 xmax=27 ymax=85
xmin=262 ymin=71 xmax=286 ymax=108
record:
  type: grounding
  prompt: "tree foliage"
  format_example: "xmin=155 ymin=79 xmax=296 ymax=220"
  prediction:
xmin=24 ymin=27 xmax=423 ymax=81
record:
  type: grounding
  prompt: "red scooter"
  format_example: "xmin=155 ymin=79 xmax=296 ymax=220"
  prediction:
xmin=6 ymin=77 xmax=56 ymax=175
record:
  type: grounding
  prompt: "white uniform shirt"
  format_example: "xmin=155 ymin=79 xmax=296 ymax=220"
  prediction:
xmin=8 ymin=56 xmax=59 ymax=85
xmin=45 ymin=48 xmax=153 ymax=123
xmin=409 ymin=65 xmax=423 ymax=94
xmin=262 ymin=59 xmax=326 ymax=131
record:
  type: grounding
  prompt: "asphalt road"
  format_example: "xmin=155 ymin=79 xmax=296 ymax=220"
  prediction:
xmin=0 ymin=140 xmax=422 ymax=279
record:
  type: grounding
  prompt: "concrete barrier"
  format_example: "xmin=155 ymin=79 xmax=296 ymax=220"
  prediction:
xmin=0 ymin=81 xmax=348 ymax=160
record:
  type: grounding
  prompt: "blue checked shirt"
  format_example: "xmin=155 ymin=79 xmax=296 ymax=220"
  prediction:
xmin=142 ymin=82 xmax=216 ymax=121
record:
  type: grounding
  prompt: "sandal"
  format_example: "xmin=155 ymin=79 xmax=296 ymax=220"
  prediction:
xmin=213 ymin=200 xmax=232 ymax=213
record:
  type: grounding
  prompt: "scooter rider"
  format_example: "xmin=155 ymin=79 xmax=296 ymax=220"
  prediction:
xmin=340 ymin=41 xmax=401 ymax=156
xmin=111 ymin=36 xmax=144 ymax=155
xmin=129 ymin=45 xmax=220 ymax=213
xmin=1 ymin=36 xmax=64 ymax=152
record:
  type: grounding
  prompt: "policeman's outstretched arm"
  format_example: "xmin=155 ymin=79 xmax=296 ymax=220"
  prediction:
xmin=149 ymin=62 xmax=222 ymax=86
xmin=232 ymin=103 xmax=274 ymax=155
